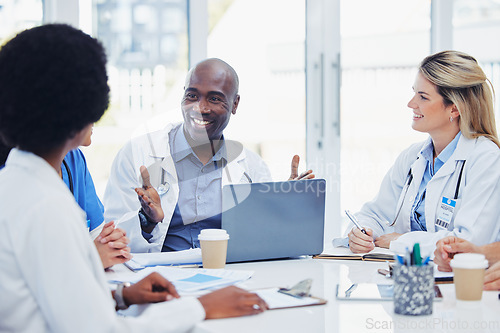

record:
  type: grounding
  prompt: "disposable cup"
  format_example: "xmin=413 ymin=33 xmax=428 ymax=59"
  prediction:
xmin=450 ymin=253 xmax=488 ymax=301
xmin=198 ymin=229 xmax=229 ymax=269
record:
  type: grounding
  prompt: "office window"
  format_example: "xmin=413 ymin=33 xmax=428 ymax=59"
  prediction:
xmin=206 ymin=0 xmax=306 ymax=180
xmin=453 ymin=0 xmax=500 ymax=131
xmin=340 ymin=0 xmax=430 ymax=231
xmin=85 ymin=0 xmax=189 ymax=195
xmin=0 ymin=0 xmax=42 ymax=44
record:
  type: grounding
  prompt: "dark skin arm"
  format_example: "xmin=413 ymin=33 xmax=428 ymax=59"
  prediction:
xmin=117 ymin=272 xmax=180 ymax=309
xmin=94 ymin=221 xmax=131 ymax=269
xmin=116 ymin=276 xmax=268 ymax=318
xmin=198 ymin=286 xmax=268 ymax=319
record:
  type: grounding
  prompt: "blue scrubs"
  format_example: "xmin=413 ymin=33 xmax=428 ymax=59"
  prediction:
xmin=61 ymin=149 xmax=104 ymax=232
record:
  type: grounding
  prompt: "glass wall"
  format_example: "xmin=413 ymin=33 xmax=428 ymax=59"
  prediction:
xmin=84 ymin=0 xmax=189 ymax=195
xmin=206 ymin=0 xmax=307 ymax=180
xmin=453 ymin=0 xmax=500 ymax=131
xmin=339 ymin=0 xmax=431 ymax=233
xmin=0 ymin=0 xmax=42 ymax=44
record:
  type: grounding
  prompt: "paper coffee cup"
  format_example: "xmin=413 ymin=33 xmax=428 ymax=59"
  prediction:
xmin=450 ymin=253 xmax=488 ymax=301
xmin=198 ymin=229 xmax=229 ymax=269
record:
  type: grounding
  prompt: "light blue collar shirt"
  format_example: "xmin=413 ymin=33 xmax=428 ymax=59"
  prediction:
xmin=162 ymin=124 xmax=227 ymax=251
xmin=410 ymin=132 xmax=461 ymax=231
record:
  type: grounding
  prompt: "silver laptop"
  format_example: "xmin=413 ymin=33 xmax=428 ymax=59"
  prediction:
xmin=222 ymin=179 xmax=326 ymax=263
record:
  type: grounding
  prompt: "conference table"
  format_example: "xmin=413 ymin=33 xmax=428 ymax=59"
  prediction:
xmin=110 ymin=257 xmax=500 ymax=333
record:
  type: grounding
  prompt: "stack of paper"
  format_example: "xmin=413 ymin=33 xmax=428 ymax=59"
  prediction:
xmin=109 ymin=266 xmax=254 ymax=294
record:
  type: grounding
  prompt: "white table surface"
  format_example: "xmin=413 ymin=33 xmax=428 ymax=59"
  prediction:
xmin=188 ymin=258 xmax=500 ymax=333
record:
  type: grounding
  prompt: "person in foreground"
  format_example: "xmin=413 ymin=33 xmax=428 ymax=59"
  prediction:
xmin=0 ymin=127 xmax=130 ymax=269
xmin=104 ymin=57 xmax=313 ymax=253
xmin=434 ymin=236 xmax=500 ymax=290
xmin=345 ymin=50 xmax=500 ymax=254
xmin=0 ymin=24 xmax=266 ymax=333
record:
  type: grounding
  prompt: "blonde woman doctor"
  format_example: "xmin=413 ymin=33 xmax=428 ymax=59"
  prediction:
xmin=346 ymin=50 xmax=500 ymax=255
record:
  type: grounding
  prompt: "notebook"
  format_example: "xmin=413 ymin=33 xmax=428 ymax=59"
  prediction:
xmin=221 ymin=179 xmax=326 ymax=263
xmin=313 ymin=246 xmax=395 ymax=262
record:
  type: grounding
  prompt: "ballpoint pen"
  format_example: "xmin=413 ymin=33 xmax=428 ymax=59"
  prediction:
xmin=345 ymin=210 xmax=368 ymax=235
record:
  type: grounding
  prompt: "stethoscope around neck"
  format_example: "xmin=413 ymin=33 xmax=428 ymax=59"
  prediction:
xmin=389 ymin=159 xmax=466 ymax=227
xmin=155 ymin=161 xmax=253 ymax=196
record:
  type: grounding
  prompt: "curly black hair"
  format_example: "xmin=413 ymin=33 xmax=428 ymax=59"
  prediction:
xmin=0 ymin=139 xmax=11 ymax=166
xmin=0 ymin=24 xmax=109 ymax=154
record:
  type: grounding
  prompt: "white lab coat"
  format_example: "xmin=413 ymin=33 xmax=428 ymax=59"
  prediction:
xmin=0 ymin=149 xmax=205 ymax=333
xmin=103 ymin=123 xmax=272 ymax=253
xmin=353 ymin=135 xmax=500 ymax=255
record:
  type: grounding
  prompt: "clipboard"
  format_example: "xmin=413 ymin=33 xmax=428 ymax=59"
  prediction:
xmin=254 ymin=287 xmax=327 ymax=310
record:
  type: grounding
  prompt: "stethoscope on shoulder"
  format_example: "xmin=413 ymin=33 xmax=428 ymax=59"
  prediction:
xmin=389 ymin=159 xmax=466 ymax=226
xmin=62 ymin=159 xmax=74 ymax=194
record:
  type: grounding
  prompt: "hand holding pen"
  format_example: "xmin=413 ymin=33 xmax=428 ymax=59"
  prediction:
xmin=345 ymin=210 xmax=375 ymax=253
xmin=345 ymin=210 xmax=368 ymax=235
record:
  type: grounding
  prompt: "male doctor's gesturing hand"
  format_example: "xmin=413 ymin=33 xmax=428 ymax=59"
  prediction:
xmin=135 ymin=166 xmax=164 ymax=232
xmin=288 ymin=155 xmax=315 ymax=181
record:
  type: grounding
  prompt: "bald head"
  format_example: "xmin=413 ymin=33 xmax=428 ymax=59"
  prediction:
xmin=181 ymin=58 xmax=241 ymax=143
xmin=185 ymin=58 xmax=239 ymax=98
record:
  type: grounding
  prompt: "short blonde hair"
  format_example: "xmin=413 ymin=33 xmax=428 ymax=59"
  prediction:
xmin=419 ymin=50 xmax=500 ymax=148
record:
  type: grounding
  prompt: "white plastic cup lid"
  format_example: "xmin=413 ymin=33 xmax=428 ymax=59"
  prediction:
xmin=198 ymin=229 xmax=229 ymax=241
xmin=450 ymin=253 xmax=488 ymax=269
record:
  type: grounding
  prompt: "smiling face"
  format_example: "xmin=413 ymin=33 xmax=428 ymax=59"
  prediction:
xmin=408 ymin=72 xmax=458 ymax=137
xmin=181 ymin=60 xmax=239 ymax=144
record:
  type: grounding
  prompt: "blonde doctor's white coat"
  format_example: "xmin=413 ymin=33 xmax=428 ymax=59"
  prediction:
xmin=103 ymin=123 xmax=272 ymax=253
xmin=354 ymin=135 xmax=500 ymax=255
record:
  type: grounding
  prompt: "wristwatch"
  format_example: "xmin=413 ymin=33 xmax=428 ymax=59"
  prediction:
xmin=138 ymin=208 xmax=158 ymax=229
xmin=113 ymin=282 xmax=131 ymax=310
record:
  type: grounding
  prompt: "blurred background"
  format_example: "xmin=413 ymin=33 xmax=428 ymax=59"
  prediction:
xmin=1 ymin=0 xmax=499 ymax=240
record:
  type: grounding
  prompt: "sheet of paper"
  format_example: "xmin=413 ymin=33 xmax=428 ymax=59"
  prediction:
xmin=255 ymin=287 xmax=324 ymax=309
xmin=127 ymin=248 xmax=202 ymax=270
xmin=433 ymin=264 xmax=454 ymax=278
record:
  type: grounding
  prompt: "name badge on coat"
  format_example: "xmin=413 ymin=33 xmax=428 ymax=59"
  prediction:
xmin=435 ymin=197 xmax=456 ymax=230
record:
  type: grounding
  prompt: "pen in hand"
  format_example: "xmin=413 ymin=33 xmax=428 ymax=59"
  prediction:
xmin=345 ymin=210 xmax=368 ymax=235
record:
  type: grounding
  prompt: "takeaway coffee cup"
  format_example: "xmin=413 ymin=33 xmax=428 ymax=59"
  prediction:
xmin=450 ymin=253 xmax=489 ymax=301
xmin=198 ymin=229 xmax=229 ymax=269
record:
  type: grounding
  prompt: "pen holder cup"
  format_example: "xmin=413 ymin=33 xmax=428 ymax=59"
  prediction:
xmin=393 ymin=264 xmax=434 ymax=316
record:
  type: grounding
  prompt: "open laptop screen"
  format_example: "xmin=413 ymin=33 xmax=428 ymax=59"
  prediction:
xmin=222 ymin=179 xmax=326 ymax=263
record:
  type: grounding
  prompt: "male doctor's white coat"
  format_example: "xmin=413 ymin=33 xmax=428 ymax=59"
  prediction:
xmin=103 ymin=123 xmax=272 ymax=253
xmin=352 ymin=135 xmax=500 ymax=255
